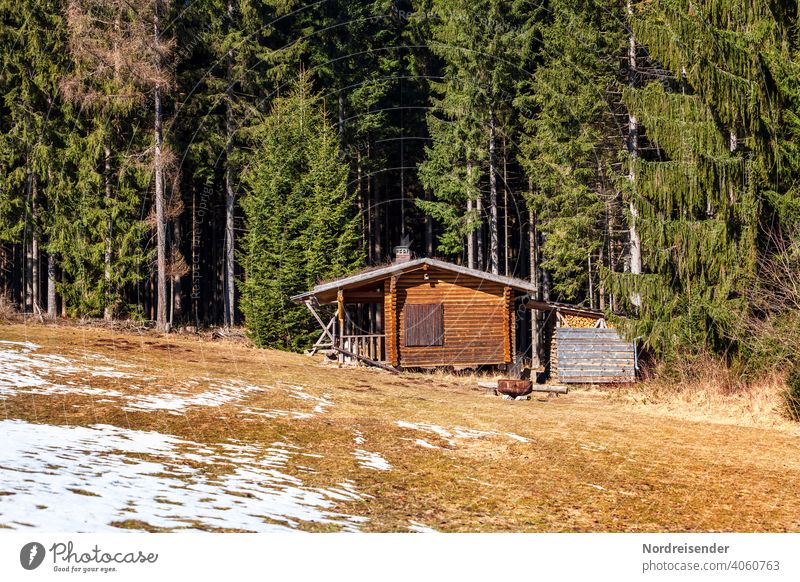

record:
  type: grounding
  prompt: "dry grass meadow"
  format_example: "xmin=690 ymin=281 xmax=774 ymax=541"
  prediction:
xmin=1 ymin=321 xmax=799 ymax=532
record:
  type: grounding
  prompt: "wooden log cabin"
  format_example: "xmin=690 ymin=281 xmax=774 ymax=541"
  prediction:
xmin=291 ymin=248 xmax=637 ymax=382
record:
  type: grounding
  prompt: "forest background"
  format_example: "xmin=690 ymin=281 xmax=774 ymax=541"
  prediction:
xmin=2 ymin=1 xmax=800 ymax=410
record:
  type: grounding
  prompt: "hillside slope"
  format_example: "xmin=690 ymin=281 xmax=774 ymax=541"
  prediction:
xmin=1 ymin=324 xmax=798 ymax=532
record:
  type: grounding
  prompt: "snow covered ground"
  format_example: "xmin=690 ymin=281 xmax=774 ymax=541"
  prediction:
xmin=0 ymin=419 xmax=366 ymax=532
xmin=0 ymin=340 xmax=329 ymax=417
xmin=0 ymin=340 xmax=367 ymax=531
xmin=0 ymin=340 xmax=503 ymax=532
xmin=396 ymin=420 xmax=529 ymax=447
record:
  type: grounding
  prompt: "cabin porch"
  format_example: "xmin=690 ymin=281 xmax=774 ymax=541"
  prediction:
xmin=301 ymin=280 xmax=389 ymax=366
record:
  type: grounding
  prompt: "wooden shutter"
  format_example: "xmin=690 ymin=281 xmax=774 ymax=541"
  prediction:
xmin=404 ymin=304 xmax=444 ymax=347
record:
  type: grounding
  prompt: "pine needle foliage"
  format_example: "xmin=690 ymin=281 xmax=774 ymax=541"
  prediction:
xmin=517 ymin=0 xmax=624 ymax=302
xmin=240 ymin=72 xmax=362 ymax=350
xmin=606 ymin=0 xmax=796 ymax=357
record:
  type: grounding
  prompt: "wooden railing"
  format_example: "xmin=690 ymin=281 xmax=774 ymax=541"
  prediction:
xmin=340 ymin=334 xmax=386 ymax=363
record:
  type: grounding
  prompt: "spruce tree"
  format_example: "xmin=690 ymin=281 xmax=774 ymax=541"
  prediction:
xmin=62 ymin=0 xmax=171 ymax=319
xmin=517 ymin=0 xmax=625 ymax=303
xmin=240 ymin=72 xmax=362 ymax=350
xmin=607 ymin=0 xmax=793 ymax=355
xmin=0 ymin=0 xmax=76 ymax=314
xmin=417 ymin=0 xmax=533 ymax=273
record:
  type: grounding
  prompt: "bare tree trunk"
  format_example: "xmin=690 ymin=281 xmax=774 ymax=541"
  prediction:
xmin=0 ymin=246 xmax=6 ymax=302
xmin=475 ymin=163 xmax=484 ymax=271
xmin=625 ymin=0 xmax=642 ymax=312
xmin=598 ymin=243 xmax=606 ymax=311
xmin=31 ymin=175 xmax=40 ymax=314
xmin=61 ymin=282 xmax=67 ymax=317
xmin=357 ymin=149 xmax=364 ymax=252
xmin=366 ymin=145 xmax=373 ymax=264
xmin=627 ymin=0 xmax=642 ymax=281
xmin=529 ymin=202 xmax=540 ymax=368
xmin=24 ymin=163 xmax=32 ymax=313
xmin=155 ymin=92 xmax=167 ymax=331
xmin=105 ymin=11 xmax=120 ymax=321
xmin=487 ymin=97 xmax=499 ymax=275
xmin=103 ymin=143 xmax=113 ymax=320
xmin=425 ymin=188 xmax=433 ymax=256
xmin=170 ymin=277 xmax=174 ymax=328
xmin=172 ymin=219 xmax=182 ymax=323
xmin=224 ymin=57 xmax=236 ymax=328
xmin=47 ymin=252 xmax=57 ymax=318
xmin=14 ymin=244 xmax=22 ymax=310
xmin=222 ymin=0 xmax=236 ymax=329
xmin=0 ymin=246 xmax=6 ymax=301
xmin=466 ymin=159 xmax=475 ymax=269
xmin=24 ymin=243 xmax=31 ymax=313
xmin=154 ymin=10 xmax=167 ymax=332
xmin=466 ymin=197 xmax=475 ymax=269
xmin=338 ymin=91 xmax=345 ymax=140
xmin=588 ymin=252 xmax=594 ymax=309
xmin=12 ymin=244 xmax=20 ymax=310
xmin=374 ymin=181 xmax=383 ymax=263
xmin=729 ymin=130 xmax=739 ymax=203
xmin=502 ymin=135 xmax=509 ymax=276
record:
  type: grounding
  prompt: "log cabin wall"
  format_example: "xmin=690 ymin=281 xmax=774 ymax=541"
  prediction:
xmin=393 ymin=266 xmax=510 ymax=368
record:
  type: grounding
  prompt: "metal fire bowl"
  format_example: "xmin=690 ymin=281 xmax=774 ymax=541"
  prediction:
xmin=496 ymin=379 xmax=533 ymax=397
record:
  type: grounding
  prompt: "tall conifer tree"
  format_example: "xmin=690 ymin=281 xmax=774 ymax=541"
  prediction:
xmin=607 ymin=0 xmax=793 ymax=355
xmin=241 ymin=72 xmax=362 ymax=350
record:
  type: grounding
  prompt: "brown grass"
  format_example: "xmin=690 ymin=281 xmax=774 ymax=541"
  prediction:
xmin=612 ymin=357 xmax=798 ymax=431
xmin=1 ymin=321 xmax=800 ymax=532
xmin=0 ymin=296 xmax=18 ymax=322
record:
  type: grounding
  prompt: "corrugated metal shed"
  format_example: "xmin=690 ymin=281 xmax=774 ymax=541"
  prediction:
xmin=552 ymin=328 xmax=636 ymax=383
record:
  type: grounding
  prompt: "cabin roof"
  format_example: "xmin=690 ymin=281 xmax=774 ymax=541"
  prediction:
xmin=290 ymin=257 xmax=604 ymax=318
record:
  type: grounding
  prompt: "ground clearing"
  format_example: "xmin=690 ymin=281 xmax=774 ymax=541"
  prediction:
xmin=1 ymin=323 xmax=798 ymax=532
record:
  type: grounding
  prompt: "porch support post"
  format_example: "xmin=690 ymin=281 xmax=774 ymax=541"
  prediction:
xmin=503 ymin=286 xmax=513 ymax=365
xmin=337 ymin=289 xmax=345 ymax=363
xmin=385 ymin=275 xmax=399 ymax=367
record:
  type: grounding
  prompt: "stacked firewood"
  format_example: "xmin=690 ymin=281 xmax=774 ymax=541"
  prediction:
xmin=561 ymin=314 xmax=614 ymax=328
xmin=562 ymin=314 xmax=599 ymax=328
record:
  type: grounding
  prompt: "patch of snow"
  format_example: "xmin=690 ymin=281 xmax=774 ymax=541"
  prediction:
xmin=0 ymin=342 xmax=133 ymax=399
xmin=397 ymin=420 xmax=452 ymax=438
xmin=397 ymin=420 xmax=529 ymax=447
xmin=0 ymin=343 xmax=332 ymax=420
xmin=408 ymin=520 xmax=438 ymax=533
xmin=121 ymin=394 xmax=189 ymax=415
xmin=353 ymin=449 xmax=391 ymax=471
xmin=0 ymin=419 xmax=367 ymax=532
xmin=283 ymin=383 xmax=333 ymax=414
xmin=414 ymin=439 xmax=439 ymax=449
xmin=0 ymin=340 xmax=40 ymax=350
xmin=453 ymin=427 xmax=496 ymax=440
xmin=239 ymin=409 xmax=315 ymax=420
xmin=121 ymin=382 xmax=268 ymax=414
xmin=353 ymin=430 xmax=366 ymax=445
xmin=123 ymin=381 xmax=269 ymax=414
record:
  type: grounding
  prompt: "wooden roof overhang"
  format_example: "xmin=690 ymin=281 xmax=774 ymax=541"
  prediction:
xmin=290 ymin=258 xmax=605 ymax=319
